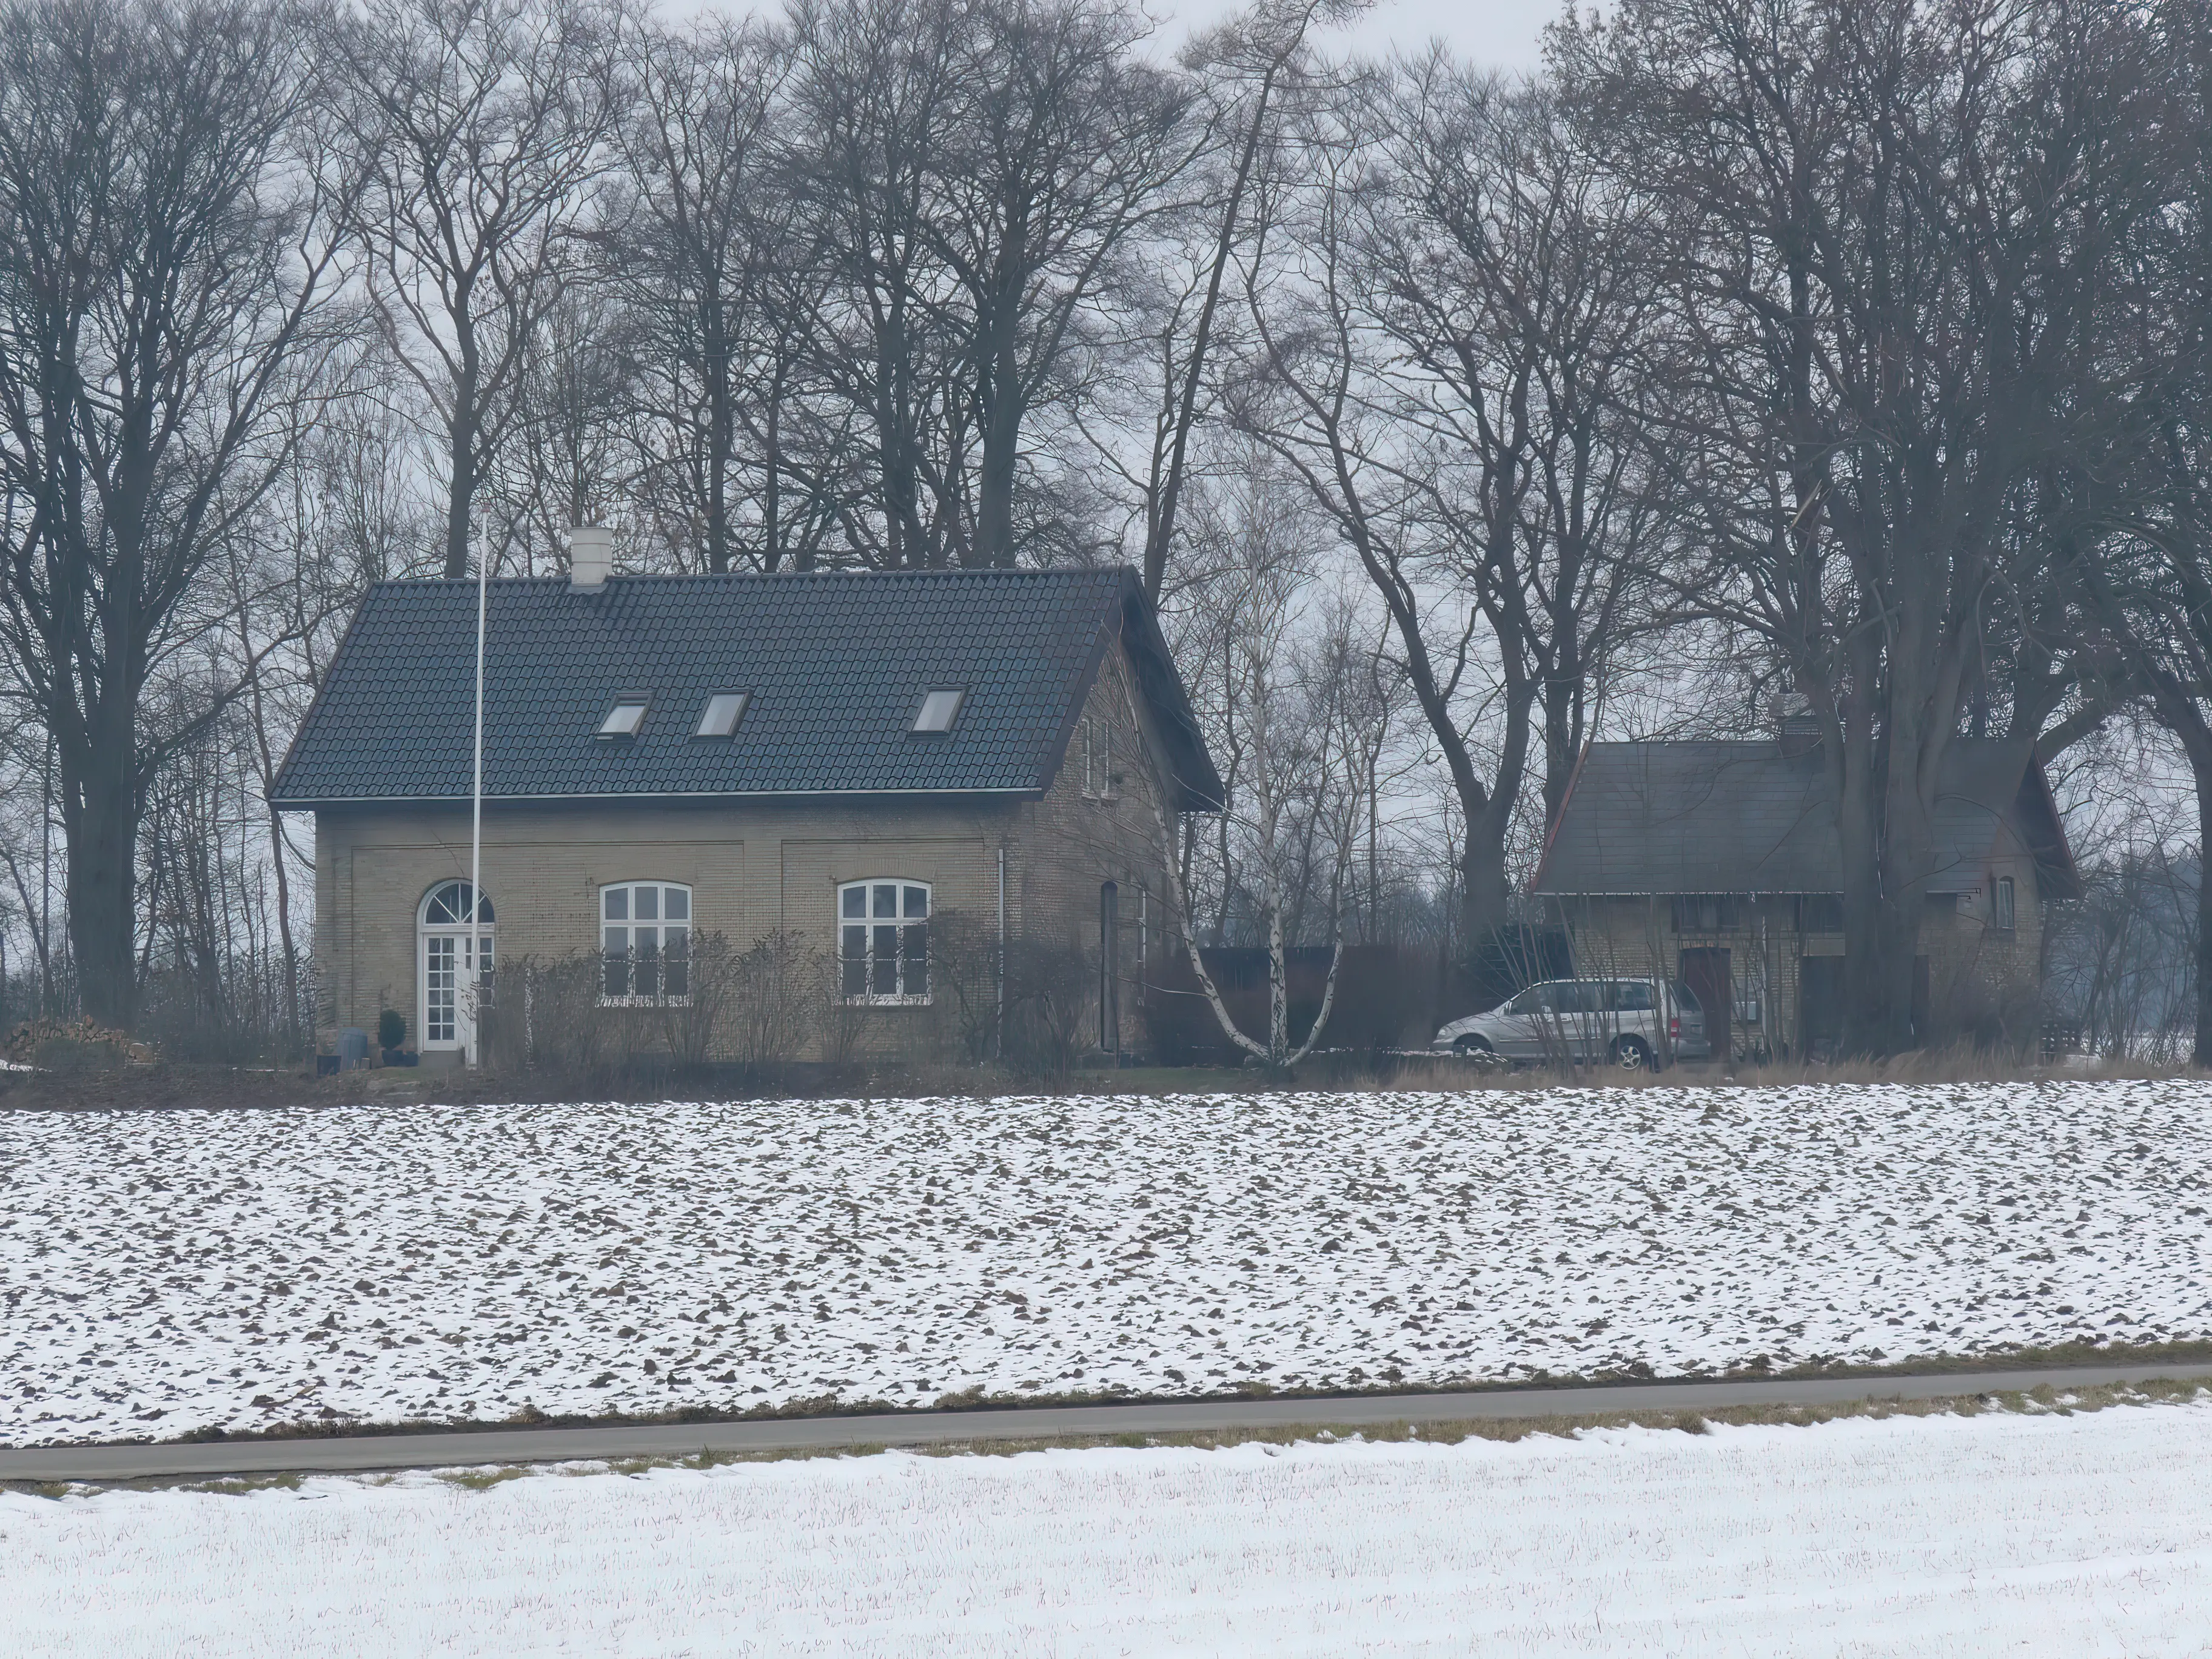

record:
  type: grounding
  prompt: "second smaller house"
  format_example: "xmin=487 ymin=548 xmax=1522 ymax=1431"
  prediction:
xmin=1531 ymin=725 xmax=2079 ymax=1057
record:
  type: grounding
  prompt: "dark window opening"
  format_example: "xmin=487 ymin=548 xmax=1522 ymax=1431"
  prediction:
xmin=1672 ymin=894 xmax=1739 ymax=934
xmin=1795 ymin=894 xmax=1844 ymax=933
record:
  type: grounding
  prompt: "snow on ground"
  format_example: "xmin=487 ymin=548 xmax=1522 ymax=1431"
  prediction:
xmin=9 ymin=1401 xmax=2212 ymax=1657
xmin=4 ymin=1081 xmax=2212 ymax=1446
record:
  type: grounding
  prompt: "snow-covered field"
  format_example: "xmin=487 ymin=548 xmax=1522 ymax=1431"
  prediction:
xmin=4 ymin=1081 xmax=2211 ymax=1446
xmin=8 ymin=1401 xmax=2212 ymax=1655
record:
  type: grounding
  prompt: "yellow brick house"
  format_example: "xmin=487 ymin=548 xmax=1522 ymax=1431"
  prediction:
xmin=271 ymin=562 xmax=1221 ymax=1067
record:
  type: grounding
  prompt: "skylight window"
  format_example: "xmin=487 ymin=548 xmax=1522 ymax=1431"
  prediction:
xmin=694 ymin=692 xmax=750 ymax=737
xmin=598 ymin=698 xmax=648 ymax=738
xmin=912 ymin=688 xmax=964 ymax=734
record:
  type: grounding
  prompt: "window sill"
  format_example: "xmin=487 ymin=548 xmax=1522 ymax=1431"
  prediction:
xmin=843 ymin=994 xmax=933 ymax=1008
xmin=597 ymin=996 xmax=694 ymax=1009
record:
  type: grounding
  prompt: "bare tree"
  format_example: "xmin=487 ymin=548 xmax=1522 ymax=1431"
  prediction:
xmin=1560 ymin=0 xmax=2168 ymax=1053
xmin=1359 ymin=64 xmax=1658 ymax=833
xmin=338 ymin=0 xmax=620 ymax=578
xmin=501 ymin=283 xmax=639 ymax=556
xmin=1128 ymin=0 xmax=1368 ymax=604
xmin=1229 ymin=85 xmax=1530 ymax=977
xmin=1142 ymin=456 xmax=1358 ymax=1065
xmin=925 ymin=0 xmax=1201 ymax=569
xmin=610 ymin=12 xmax=825 ymax=572
xmin=0 ymin=0 xmax=358 ymax=1026
xmin=788 ymin=0 xmax=970 ymax=568
xmin=2055 ymin=1 xmax=2212 ymax=1061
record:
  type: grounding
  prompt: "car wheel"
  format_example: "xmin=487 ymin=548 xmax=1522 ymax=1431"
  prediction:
xmin=1454 ymin=1035 xmax=1494 ymax=1057
xmin=1612 ymin=1036 xmax=1652 ymax=1072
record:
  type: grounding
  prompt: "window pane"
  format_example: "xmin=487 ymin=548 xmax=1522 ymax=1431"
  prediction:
xmin=664 ymin=887 xmax=689 ymax=922
xmin=872 ymin=927 xmax=899 ymax=994
xmin=904 ymin=885 xmax=927 ymax=919
xmin=635 ymin=886 xmax=659 ymax=922
xmin=841 ymin=926 xmax=866 ymax=997
xmin=695 ymin=692 xmax=748 ymax=737
xmin=598 ymin=701 xmax=646 ymax=737
xmin=913 ymin=688 xmax=962 ymax=732
xmin=604 ymin=887 xmax=628 ymax=921
xmin=603 ymin=928 xmax=628 ymax=997
xmin=873 ymin=883 xmax=896 ymax=919
xmin=665 ymin=927 xmax=688 ymax=997
xmin=842 ymin=886 xmax=866 ymax=919
xmin=903 ymin=920 xmax=928 ymax=996
xmin=635 ymin=927 xmax=659 ymax=998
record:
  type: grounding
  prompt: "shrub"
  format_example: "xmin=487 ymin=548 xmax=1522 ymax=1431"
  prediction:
xmin=377 ymin=1008 xmax=407 ymax=1051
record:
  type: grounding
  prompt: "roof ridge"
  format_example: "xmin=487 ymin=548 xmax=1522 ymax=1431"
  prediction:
xmin=370 ymin=566 xmax=1131 ymax=589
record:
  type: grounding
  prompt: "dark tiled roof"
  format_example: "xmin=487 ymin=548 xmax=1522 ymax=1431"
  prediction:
xmin=272 ymin=567 xmax=1222 ymax=810
xmin=1531 ymin=738 xmax=2078 ymax=897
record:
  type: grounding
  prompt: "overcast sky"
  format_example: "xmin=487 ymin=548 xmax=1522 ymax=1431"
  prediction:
xmin=682 ymin=0 xmax=1568 ymax=73
xmin=1157 ymin=0 xmax=1563 ymax=70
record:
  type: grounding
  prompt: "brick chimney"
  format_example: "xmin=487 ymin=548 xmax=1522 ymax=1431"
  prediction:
xmin=1777 ymin=691 xmax=1822 ymax=758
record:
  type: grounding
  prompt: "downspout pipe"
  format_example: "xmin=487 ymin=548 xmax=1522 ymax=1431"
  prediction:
xmin=996 ymin=845 xmax=1007 ymax=1060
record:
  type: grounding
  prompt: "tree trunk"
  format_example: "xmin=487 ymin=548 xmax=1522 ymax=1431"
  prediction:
xmin=1458 ymin=785 xmax=1517 ymax=995
xmin=974 ymin=288 xmax=1023 ymax=568
xmin=705 ymin=290 xmax=734 ymax=574
xmin=60 ymin=722 xmax=141 ymax=1030
xmin=2177 ymin=722 xmax=2212 ymax=1068
xmin=444 ymin=401 xmax=478 ymax=579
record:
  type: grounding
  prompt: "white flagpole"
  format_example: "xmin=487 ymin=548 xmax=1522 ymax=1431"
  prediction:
xmin=470 ymin=530 xmax=488 ymax=1067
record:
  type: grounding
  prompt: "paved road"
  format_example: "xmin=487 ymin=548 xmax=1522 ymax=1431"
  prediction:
xmin=5 ymin=1362 xmax=2204 ymax=1483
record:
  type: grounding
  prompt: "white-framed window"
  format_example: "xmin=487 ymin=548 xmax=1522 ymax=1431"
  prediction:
xmin=601 ymin=881 xmax=691 ymax=1001
xmin=1992 ymin=874 xmax=2016 ymax=933
xmin=1081 ymin=715 xmax=1114 ymax=799
xmin=839 ymin=879 xmax=930 ymax=1002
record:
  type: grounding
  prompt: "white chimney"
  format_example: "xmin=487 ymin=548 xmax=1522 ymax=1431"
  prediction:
xmin=568 ymin=524 xmax=613 ymax=591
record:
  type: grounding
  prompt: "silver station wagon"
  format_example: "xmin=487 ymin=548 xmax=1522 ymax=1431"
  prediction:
xmin=1432 ymin=977 xmax=1709 ymax=1071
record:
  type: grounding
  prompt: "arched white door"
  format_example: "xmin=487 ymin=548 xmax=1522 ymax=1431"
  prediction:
xmin=418 ymin=881 xmax=493 ymax=1064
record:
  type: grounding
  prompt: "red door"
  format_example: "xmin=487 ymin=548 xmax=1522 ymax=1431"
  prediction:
xmin=1679 ymin=947 xmax=1732 ymax=1062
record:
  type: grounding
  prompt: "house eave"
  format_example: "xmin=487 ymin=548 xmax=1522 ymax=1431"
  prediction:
xmin=273 ymin=786 xmax=1048 ymax=811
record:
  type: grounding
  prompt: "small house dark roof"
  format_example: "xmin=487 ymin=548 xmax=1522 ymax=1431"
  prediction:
xmin=1531 ymin=738 xmax=2079 ymax=900
xmin=271 ymin=566 xmax=1222 ymax=811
